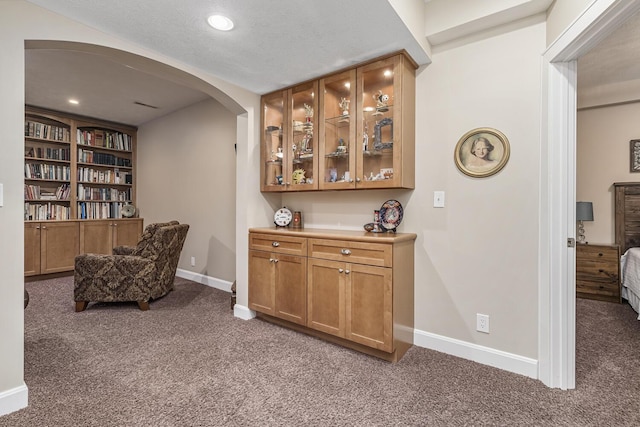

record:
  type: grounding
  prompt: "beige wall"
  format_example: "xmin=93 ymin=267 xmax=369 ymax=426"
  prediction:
xmin=577 ymin=102 xmax=640 ymax=245
xmin=137 ymin=99 xmax=237 ymax=282
xmin=0 ymin=0 xmax=259 ymax=415
xmin=284 ymin=16 xmax=546 ymax=358
xmin=546 ymin=0 xmax=593 ymax=45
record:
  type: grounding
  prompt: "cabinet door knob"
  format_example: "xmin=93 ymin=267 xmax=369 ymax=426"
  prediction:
xmin=345 ymin=269 xmax=350 ymax=274
xmin=338 ymin=268 xmax=344 ymax=273
xmin=356 ymin=177 xmax=361 ymax=182
xmin=41 ymin=226 xmax=47 ymax=230
xmin=274 ymin=259 xmax=278 ymax=263
xmin=269 ymin=258 xmax=275 ymax=263
xmin=272 ymin=241 xmax=280 ymax=247
xmin=341 ymin=248 xmax=351 ymax=255
xmin=598 ymin=253 xmax=603 ymax=257
xmin=286 ymin=182 xmax=291 ymax=186
xmin=36 ymin=226 xmax=40 ymax=229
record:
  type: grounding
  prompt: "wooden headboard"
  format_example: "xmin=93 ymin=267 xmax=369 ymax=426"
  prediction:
xmin=614 ymin=182 xmax=640 ymax=253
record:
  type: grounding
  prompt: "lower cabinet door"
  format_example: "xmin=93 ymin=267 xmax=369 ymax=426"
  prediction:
xmin=79 ymin=220 xmax=113 ymax=255
xmin=40 ymin=222 xmax=79 ymax=274
xmin=274 ymin=253 xmax=307 ymax=325
xmin=24 ymin=223 xmax=41 ymax=276
xmin=248 ymin=250 xmax=275 ymax=315
xmin=346 ymin=263 xmax=393 ymax=352
xmin=307 ymin=258 xmax=346 ymax=338
xmin=113 ymin=219 xmax=143 ymax=247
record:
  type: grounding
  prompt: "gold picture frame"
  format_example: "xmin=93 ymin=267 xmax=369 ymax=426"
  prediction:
xmin=454 ymin=127 xmax=510 ymax=178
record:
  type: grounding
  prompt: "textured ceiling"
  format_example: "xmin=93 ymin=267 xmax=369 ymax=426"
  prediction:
xmin=22 ymin=1 xmax=640 ymax=126
xmin=26 ymin=0 xmax=429 ymax=94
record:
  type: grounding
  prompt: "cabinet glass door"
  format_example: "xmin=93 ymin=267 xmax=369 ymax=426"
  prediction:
xmin=357 ymin=56 xmax=399 ymax=188
xmin=261 ymin=91 xmax=287 ymax=191
xmin=319 ymin=70 xmax=356 ymax=190
xmin=287 ymin=82 xmax=318 ymax=190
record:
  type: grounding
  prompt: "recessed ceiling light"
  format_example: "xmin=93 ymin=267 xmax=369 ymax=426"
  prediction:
xmin=68 ymin=99 xmax=79 ymax=105
xmin=207 ymin=14 xmax=234 ymax=31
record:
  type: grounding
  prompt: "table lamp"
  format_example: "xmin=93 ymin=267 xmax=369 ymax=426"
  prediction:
xmin=576 ymin=201 xmax=594 ymax=243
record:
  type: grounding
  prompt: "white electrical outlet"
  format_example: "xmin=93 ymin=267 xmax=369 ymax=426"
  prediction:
xmin=477 ymin=313 xmax=490 ymax=333
xmin=190 ymin=256 xmax=196 ymax=266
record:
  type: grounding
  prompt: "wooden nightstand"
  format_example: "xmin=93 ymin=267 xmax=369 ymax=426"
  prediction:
xmin=576 ymin=243 xmax=621 ymax=303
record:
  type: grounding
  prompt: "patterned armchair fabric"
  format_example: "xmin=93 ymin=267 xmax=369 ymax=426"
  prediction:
xmin=112 ymin=220 xmax=179 ymax=255
xmin=74 ymin=223 xmax=189 ymax=311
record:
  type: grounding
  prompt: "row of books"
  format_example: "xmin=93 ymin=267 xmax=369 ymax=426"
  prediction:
xmin=24 ymin=163 xmax=71 ymax=180
xmin=24 ymin=183 xmax=71 ymax=201
xmin=77 ymin=184 xmax=131 ymax=201
xmin=77 ymin=167 xmax=132 ymax=185
xmin=77 ymin=201 xmax=128 ymax=219
xmin=77 ymin=148 xmax=132 ymax=167
xmin=24 ymin=203 xmax=71 ymax=221
xmin=25 ymin=120 xmax=70 ymax=142
xmin=77 ymin=129 xmax=132 ymax=151
xmin=25 ymin=146 xmax=71 ymax=161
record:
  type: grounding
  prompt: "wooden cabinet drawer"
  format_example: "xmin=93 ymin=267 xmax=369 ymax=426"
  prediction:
xmin=576 ymin=244 xmax=618 ymax=263
xmin=576 ymin=244 xmax=621 ymax=303
xmin=308 ymin=238 xmax=392 ymax=267
xmin=249 ymin=233 xmax=307 ymax=256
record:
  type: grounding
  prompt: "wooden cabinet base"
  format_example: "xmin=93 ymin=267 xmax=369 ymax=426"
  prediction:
xmin=256 ymin=312 xmax=412 ymax=363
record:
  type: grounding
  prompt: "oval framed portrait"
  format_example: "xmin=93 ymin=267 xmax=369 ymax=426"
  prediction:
xmin=454 ymin=128 xmax=510 ymax=178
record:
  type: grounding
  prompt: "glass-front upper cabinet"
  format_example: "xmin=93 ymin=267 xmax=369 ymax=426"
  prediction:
xmin=261 ymin=82 xmax=318 ymax=192
xmin=261 ymin=91 xmax=287 ymax=192
xmin=355 ymin=54 xmax=415 ymax=189
xmin=319 ymin=69 xmax=356 ymax=190
xmin=261 ymin=51 xmax=415 ymax=193
xmin=287 ymin=81 xmax=318 ymax=191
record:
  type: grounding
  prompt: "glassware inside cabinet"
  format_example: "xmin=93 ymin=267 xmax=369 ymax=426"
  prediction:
xmin=360 ymin=60 xmax=396 ymax=183
xmin=289 ymin=82 xmax=318 ymax=189
xmin=320 ymin=70 xmax=355 ymax=188
xmin=262 ymin=93 xmax=285 ymax=190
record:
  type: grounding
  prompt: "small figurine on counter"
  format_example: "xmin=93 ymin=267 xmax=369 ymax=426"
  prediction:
xmin=292 ymin=168 xmax=306 ymax=184
xmin=339 ymin=97 xmax=350 ymax=116
xmin=373 ymin=90 xmax=389 ymax=113
xmin=304 ymin=103 xmax=314 ymax=123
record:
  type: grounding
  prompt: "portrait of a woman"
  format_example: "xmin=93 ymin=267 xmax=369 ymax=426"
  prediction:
xmin=454 ymin=128 xmax=510 ymax=178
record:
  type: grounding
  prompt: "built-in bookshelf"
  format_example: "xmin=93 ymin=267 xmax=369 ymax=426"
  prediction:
xmin=24 ymin=107 xmax=138 ymax=221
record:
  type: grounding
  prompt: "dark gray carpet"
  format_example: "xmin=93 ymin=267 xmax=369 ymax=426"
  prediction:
xmin=2 ymin=276 xmax=639 ymax=426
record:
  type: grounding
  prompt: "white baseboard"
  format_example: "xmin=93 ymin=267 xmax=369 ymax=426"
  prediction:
xmin=233 ymin=304 xmax=256 ymax=320
xmin=176 ymin=269 xmax=233 ymax=292
xmin=0 ymin=383 xmax=28 ymax=416
xmin=414 ymin=329 xmax=538 ymax=379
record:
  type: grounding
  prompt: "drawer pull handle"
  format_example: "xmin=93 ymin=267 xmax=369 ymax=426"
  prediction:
xmin=598 ymin=253 xmax=603 ymax=257
xmin=599 ymin=269 xmax=604 ymax=273
xmin=272 ymin=241 xmax=280 ymax=247
xmin=341 ymin=249 xmax=351 ymax=256
xmin=338 ymin=268 xmax=344 ymax=273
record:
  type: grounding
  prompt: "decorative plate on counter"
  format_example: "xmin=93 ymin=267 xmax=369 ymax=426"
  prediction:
xmin=379 ymin=199 xmax=403 ymax=231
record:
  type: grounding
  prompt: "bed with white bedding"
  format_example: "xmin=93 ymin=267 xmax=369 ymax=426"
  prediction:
xmin=614 ymin=182 xmax=640 ymax=319
xmin=620 ymin=248 xmax=640 ymax=319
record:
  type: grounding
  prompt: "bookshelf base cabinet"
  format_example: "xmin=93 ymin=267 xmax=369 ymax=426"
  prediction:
xmin=79 ymin=219 xmax=143 ymax=255
xmin=25 ymin=219 xmax=143 ymax=276
xmin=25 ymin=221 xmax=80 ymax=276
xmin=248 ymin=228 xmax=415 ymax=362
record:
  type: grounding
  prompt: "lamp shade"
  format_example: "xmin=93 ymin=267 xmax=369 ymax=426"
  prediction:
xmin=576 ymin=201 xmax=594 ymax=221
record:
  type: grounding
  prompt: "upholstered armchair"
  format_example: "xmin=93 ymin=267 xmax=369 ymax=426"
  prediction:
xmin=74 ymin=223 xmax=189 ymax=311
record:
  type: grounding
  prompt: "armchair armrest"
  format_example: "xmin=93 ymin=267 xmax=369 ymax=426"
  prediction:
xmin=112 ymin=245 xmax=135 ymax=255
xmin=74 ymin=254 xmax=157 ymax=303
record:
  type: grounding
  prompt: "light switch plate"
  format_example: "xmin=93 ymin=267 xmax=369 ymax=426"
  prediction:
xmin=433 ymin=191 xmax=445 ymax=208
